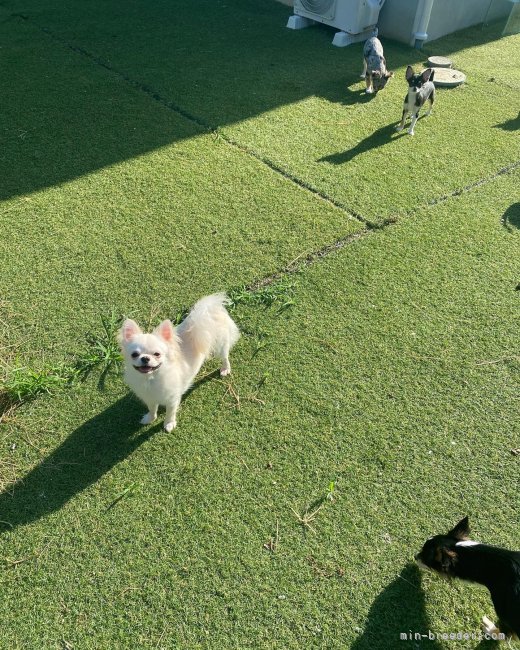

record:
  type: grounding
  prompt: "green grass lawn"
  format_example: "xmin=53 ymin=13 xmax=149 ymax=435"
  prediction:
xmin=1 ymin=0 xmax=517 ymax=224
xmin=0 ymin=1 xmax=519 ymax=648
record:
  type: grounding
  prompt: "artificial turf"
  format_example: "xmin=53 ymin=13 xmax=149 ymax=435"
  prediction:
xmin=0 ymin=1 xmax=519 ymax=648
xmin=0 ymin=14 xmax=363 ymax=358
xmin=1 ymin=0 xmax=517 ymax=223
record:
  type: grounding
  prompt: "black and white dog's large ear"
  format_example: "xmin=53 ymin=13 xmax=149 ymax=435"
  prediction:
xmin=406 ymin=65 xmax=414 ymax=81
xmin=421 ymin=68 xmax=434 ymax=83
xmin=447 ymin=516 xmax=470 ymax=540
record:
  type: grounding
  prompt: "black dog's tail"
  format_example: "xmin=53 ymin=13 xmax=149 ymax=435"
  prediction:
xmin=429 ymin=69 xmax=435 ymax=82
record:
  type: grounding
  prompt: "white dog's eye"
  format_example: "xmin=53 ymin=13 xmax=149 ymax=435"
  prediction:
xmin=131 ymin=352 xmax=139 ymax=359
xmin=153 ymin=352 xmax=161 ymax=358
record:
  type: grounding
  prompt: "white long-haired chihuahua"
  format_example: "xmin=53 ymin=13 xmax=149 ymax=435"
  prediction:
xmin=118 ymin=293 xmax=240 ymax=431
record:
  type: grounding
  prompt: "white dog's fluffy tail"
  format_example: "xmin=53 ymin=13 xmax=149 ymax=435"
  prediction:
xmin=177 ymin=293 xmax=240 ymax=362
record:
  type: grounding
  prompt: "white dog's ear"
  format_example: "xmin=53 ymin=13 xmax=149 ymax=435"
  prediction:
xmin=154 ymin=319 xmax=175 ymax=342
xmin=119 ymin=319 xmax=142 ymax=344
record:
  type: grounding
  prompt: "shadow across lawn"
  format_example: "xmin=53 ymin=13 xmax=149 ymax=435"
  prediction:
xmin=351 ymin=564 xmax=443 ymax=649
xmin=318 ymin=122 xmax=403 ymax=165
xmin=501 ymin=202 xmax=520 ymax=231
xmin=0 ymin=0 xmax=424 ymax=202
xmin=0 ymin=0 xmax=509 ymax=205
xmin=0 ymin=394 xmax=152 ymax=533
xmin=314 ymin=78 xmax=375 ymax=107
xmin=494 ymin=112 xmax=520 ymax=131
xmin=0 ymin=371 xmax=218 ymax=534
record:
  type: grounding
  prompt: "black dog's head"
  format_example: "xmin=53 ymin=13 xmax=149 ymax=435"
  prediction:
xmin=405 ymin=66 xmax=434 ymax=90
xmin=415 ymin=516 xmax=470 ymax=575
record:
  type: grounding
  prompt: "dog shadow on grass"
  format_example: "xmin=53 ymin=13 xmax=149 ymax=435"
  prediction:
xmin=494 ymin=112 xmax=520 ymax=132
xmin=351 ymin=563 xmax=443 ymax=649
xmin=314 ymin=78 xmax=374 ymax=108
xmin=0 ymin=394 xmax=151 ymax=534
xmin=318 ymin=122 xmax=403 ymax=165
xmin=0 ymin=372 xmax=218 ymax=534
xmin=501 ymin=202 xmax=520 ymax=231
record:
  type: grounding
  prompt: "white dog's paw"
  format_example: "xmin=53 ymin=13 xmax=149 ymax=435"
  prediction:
xmin=220 ymin=358 xmax=232 ymax=376
xmin=365 ymin=88 xmax=373 ymax=94
xmin=482 ymin=616 xmax=498 ymax=635
xmin=395 ymin=125 xmax=404 ymax=132
xmin=164 ymin=420 xmax=176 ymax=433
xmin=359 ymin=73 xmax=366 ymax=79
xmin=407 ymin=130 xmax=415 ymax=136
xmin=141 ymin=413 xmax=156 ymax=425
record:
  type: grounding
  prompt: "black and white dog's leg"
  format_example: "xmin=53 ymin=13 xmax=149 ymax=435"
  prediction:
xmin=360 ymin=58 xmax=367 ymax=79
xmin=408 ymin=111 xmax=419 ymax=135
xmin=424 ymin=91 xmax=435 ymax=117
xmin=395 ymin=108 xmax=408 ymax=132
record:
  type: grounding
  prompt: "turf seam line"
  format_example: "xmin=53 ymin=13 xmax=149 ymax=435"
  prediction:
xmin=217 ymin=135 xmax=377 ymax=226
xmin=243 ymin=160 xmax=520 ymax=289
xmin=64 ymin=38 xmax=372 ymax=226
xmin=419 ymin=160 xmax=520 ymax=210
xmin=38 ymin=28 xmax=212 ymax=132
xmin=15 ymin=15 xmax=519 ymax=231
xmin=244 ymin=229 xmax=375 ymax=291
xmin=10 ymin=14 xmax=519 ymax=284
xmin=16 ymin=15 xmax=372 ymax=228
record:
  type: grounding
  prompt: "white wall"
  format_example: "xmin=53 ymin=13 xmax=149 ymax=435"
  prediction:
xmin=377 ymin=0 xmax=419 ymax=44
xmin=427 ymin=0 xmax=512 ymax=42
xmin=378 ymin=0 xmax=512 ymax=44
xmin=278 ymin=0 xmax=513 ymax=44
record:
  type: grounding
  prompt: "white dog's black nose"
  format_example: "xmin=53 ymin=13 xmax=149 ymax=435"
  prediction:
xmin=141 ymin=356 xmax=150 ymax=364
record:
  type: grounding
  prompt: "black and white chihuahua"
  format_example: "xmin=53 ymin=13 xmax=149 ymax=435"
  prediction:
xmin=416 ymin=517 xmax=520 ymax=639
xmin=360 ymin=36 xmax=394 ymax=94
xmin=396 ymin=65 xmax=435 ymax=135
